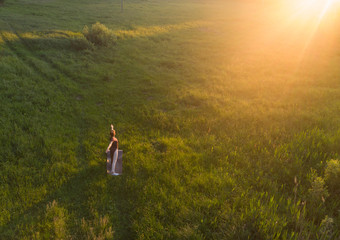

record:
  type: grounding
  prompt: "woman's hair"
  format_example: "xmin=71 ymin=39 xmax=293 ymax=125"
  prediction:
xmin=110 ymin=129 xmax=116 ymax=137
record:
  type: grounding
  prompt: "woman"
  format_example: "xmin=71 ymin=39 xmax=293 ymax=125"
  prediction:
xmin=106 ymin=124 xmax=119 ymax=175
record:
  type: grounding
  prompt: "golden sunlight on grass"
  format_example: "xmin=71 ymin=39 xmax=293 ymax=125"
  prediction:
xmin=114 ymin=21 xmax=210 ymax=39
xmin=1 ymin=0 xmax=340 ymax=238
xmin=20 ymin=30 xmax=82 ymax=39
xmin=0 ymin=21 xmax=209 ymax=46
xmin=0 ymin=32 xmax=19 ymax=43
xmin=0 ymin=30 xmax=82 ymax=44
xmin=219 ymin=0 xmax=340 ymax=74
xmin=278 ymin=0 xmax=340 ymax=67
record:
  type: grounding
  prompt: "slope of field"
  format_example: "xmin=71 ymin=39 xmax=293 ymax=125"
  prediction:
xmin=1 ymin=0 xmax=340 ymax=239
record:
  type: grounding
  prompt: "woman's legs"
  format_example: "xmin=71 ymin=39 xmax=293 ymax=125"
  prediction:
xmin=111 ymin=149 xmax=118 ymax=174
xmin=110 ymin=151 xmax=114 ymax=168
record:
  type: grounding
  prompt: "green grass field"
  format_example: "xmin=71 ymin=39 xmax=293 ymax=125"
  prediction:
xmin=1 ymin=0 xmax=340 ymax=239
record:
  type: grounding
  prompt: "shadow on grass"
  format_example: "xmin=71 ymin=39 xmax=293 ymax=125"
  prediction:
xmin=0 ymin=21 xmax=203 ymax=239
xmin=1 ymin=155 xmax=136 ymax=239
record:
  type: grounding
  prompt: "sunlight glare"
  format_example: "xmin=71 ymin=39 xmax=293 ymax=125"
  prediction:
xmin=279 ymin=0 xmax=340 ymax=67
xmin=295 ymin=0 xmax=335 ymax=17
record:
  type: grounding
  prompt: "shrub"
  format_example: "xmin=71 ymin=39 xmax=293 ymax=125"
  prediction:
xmin=307 ymin=175 xmax=329 ymax=221
xmin=70 ymin=36 xmax=94 ymax=51
xmin=319 ymin=215 xmax=334 ymax=240
xmin=308 ymin=176 xmax=329 ymax=205
xmin=83 ymin=22 xmax=116 ymax=47
xmin=324 ymin=159 xmax=340 ymax=196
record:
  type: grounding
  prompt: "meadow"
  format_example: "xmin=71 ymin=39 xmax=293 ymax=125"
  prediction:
xmin=0 ymin=0 xmax=340 ymax=239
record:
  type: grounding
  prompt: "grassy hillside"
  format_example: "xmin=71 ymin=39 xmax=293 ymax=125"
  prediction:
xmin=1 ymin=0 xmax=340 ymax=239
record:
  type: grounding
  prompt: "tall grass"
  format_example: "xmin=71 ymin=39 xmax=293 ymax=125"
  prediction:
xmin=0 ymin=0 xmax=340 ymax=239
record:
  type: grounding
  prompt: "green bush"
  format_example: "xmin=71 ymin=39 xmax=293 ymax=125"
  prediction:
xmin=307 ymin=174 xmax=329 ymax=222
xmin=324 ymin=159 xmax=340 ymax=196
xmin=70 ymin=36 xmax=94 ymax=51
xmin=83 ymin=22 xmax=116 ymax=47
xmin=308 ymin=176 xmax=329 ymax=204
xmin=319 ymin=215 xmax=335 ymax=240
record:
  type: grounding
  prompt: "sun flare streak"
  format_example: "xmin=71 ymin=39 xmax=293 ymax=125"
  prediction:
xmin=284 ymin=0 xmax=340 ymax=67
xmin=300 ymin=0 xmax=334 ymax=52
